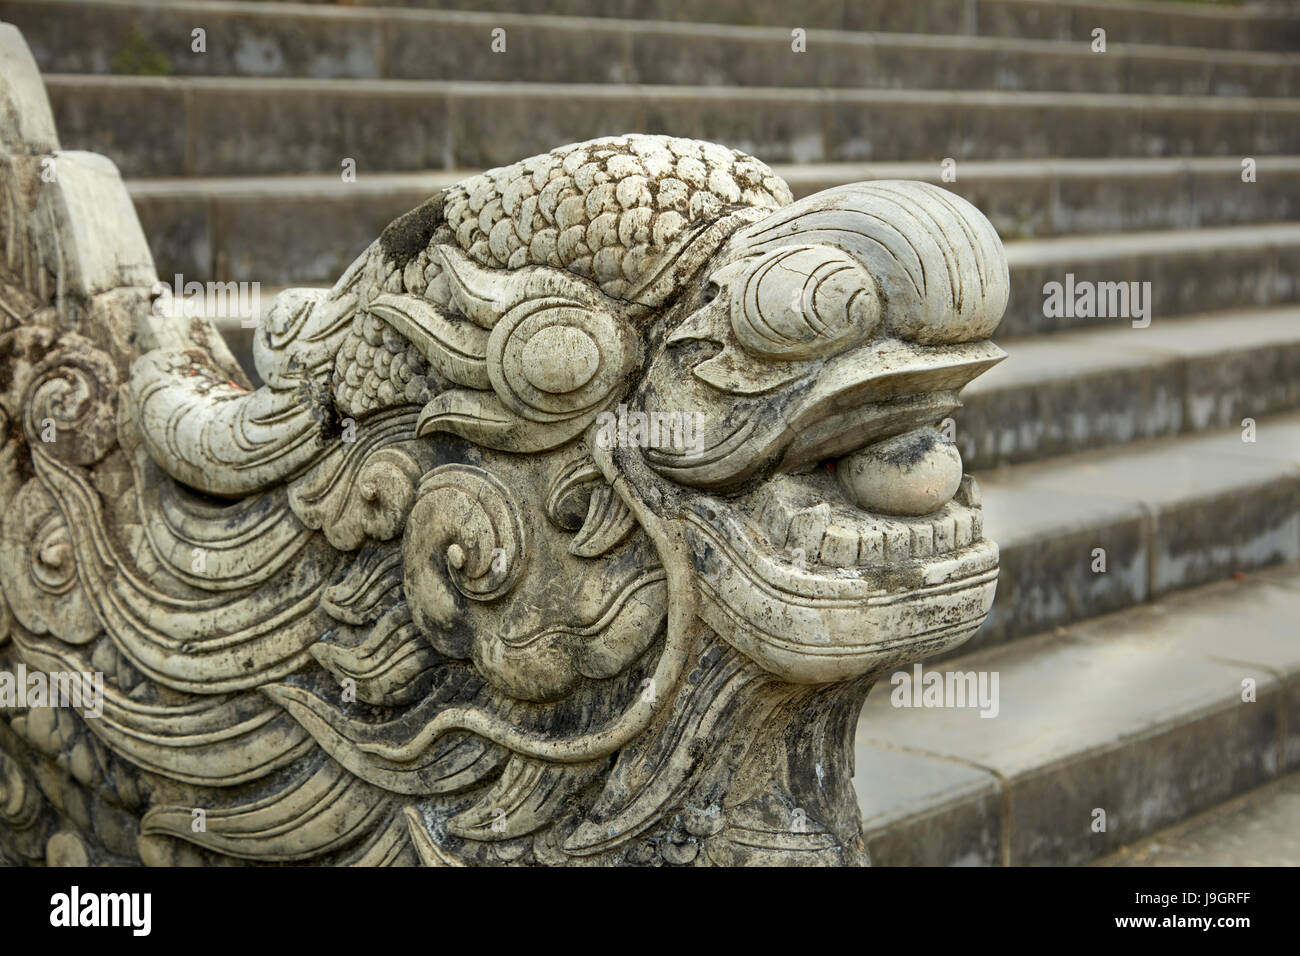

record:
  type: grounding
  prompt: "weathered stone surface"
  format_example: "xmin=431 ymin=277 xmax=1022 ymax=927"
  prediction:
xmin=0 ymin=27 xmax=1011 ymax=865
xmin=0 ymin=22 xmax=57 ymax=154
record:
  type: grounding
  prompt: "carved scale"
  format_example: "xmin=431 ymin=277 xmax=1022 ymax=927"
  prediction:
xmin=0 ymin=26 xmax=1007 ymax=866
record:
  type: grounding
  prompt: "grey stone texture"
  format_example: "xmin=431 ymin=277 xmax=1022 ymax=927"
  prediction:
xmin=858 ymin=569 xmax=1300 ymax=865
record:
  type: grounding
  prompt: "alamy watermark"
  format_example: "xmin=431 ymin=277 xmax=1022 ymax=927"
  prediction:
xmin=50 ymin=886 xmax=151 ymax=936
xmin=593 ymin=403 xmax=705 ymax=455
xmin=0 ymin=664 xmax=104 ymax=719
xmin=151 ymin=274 xmax=262 ymax=329
xmin=889 ymin=663 xmax=999 ymax=718
xmin=1042 ymin=274 xmax=1152 ymax=328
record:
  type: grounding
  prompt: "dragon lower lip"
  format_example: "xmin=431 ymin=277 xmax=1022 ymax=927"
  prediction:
xmin=679 ymin=497 xmax=998 ymax=683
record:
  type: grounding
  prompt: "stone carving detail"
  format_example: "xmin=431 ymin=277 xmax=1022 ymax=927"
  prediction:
xmin=0 ymin=26 xmax=1007 ymax=866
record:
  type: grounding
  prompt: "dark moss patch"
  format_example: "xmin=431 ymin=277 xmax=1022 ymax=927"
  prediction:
xmin=111 ymin=30 xmax=171 ymax=77
xmin=876 ymin=430 xmax=938 ymax=468
xmin=378 ymin=194 xmax=445 ymax=271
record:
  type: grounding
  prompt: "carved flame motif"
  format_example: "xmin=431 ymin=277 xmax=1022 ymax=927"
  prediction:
xmin=0 ymin=30 xmax=1009 ymax=871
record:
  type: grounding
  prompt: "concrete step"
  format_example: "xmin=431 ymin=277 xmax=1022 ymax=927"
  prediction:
xmin=128 ymin=158 xmax=1300 ymax=285
xmin=40 ymin=76 xmax=1300 ymax=177
xmin=854 ymin=562 xmax=1300 ymax=865
xmin=6 ymin=0 xmax=1295 ymax=95
xmin=205 ymin=0 xmax=1300 ymax=52
xmin=972 ymin=414 xmax=1300 ymax=651
xmin=1097 ymin=770 xmax=1300 ymax=865
xmin=959 ymin=305 xmax=1300 ymax=469
xmin=130 ymin=173 xmax=461 ymax=289
xmin=1000 ymin=223 xmax=1300 ymax=337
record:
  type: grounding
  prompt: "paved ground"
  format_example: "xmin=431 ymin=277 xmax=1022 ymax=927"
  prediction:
xmin=1097 ymin=772 xmax=1300 ymax=866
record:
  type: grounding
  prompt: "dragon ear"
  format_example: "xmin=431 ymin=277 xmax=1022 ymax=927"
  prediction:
xmin=367 ymin=292 xmax=491 ymax=391
xmin=437 ymin=246 xmax=509 ymax=328
xmin=438 ymin=245 xmax=610 ymax=326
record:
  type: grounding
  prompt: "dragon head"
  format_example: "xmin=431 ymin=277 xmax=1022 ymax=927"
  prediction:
xmin=626 ymin=179 xmax=1006 ymax=686
xmin=6 ymin=133 xmax=1006 ymax=867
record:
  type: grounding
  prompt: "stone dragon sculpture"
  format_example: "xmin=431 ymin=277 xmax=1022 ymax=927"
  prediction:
xmin=0 ymin=26 xmax=1007 ymax=866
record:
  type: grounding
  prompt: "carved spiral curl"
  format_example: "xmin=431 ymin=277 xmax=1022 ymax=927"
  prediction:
xmin=350 ymin=449 xmax=421 ymax=544
xmin=0 ymin=481 xmax=98 ymax=644
xmin=402 ymin=464 xmax=526 ymax=659
xmin=21 ymin=347 xmax=118 ymax=465
xmin=0 ymin=752 xmax=43 ymax=831
xmin=29 ymin=516 xmax=75 ymax=594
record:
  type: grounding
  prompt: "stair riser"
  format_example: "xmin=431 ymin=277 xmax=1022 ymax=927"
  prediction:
xmin=5 ymin=1 xmax=1293 ymax=95
xmin=1002 ymin=243 xmax=1300 ymax=336
xmin=785 ymin=163 xmax=1300 ymax=241
xmin=206 ymin=0 xmax=1300 ymax=51
xmin=43 ymin=79 xmax=1300 ymax=177
xmin=130 ymin=167 xmax=1300 ymax=285
xmin=863 ymin=689 xmax=1289 ymax=865
xmin=959 ymin=337 xmax=1300 ymax=469
xmin=134 ymin=188 xmax=420 ymax=292
xmin=987 ymin=486 xmax=1300 ymax=651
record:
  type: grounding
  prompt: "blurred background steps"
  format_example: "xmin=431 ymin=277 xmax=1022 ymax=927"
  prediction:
xmin=973 ymin=414 xmax=1300 ymax=649
xmin=961 ymin=305 xmax=1300 ymax=468
xmin=113 ymin=0 xmax=1300 ymax=51
xmin=33 ymin=77 xmax=1300 ymax=176
xmin=855 ymin=562 xmax=1300 ymax=866
xmin=999 ymin=223 xmax=1300 ymax=336
xmin=6 ymin=0 xmax=1296 ymax=92
xmin=126 ymin=159 xmax=1300 ymax=287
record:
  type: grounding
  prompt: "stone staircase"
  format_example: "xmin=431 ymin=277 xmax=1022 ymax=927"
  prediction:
xmin=3 ymin=0 xmax=1297 ymax=865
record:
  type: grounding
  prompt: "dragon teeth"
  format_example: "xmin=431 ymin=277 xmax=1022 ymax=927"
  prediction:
xmin=753 ymin=475 xmax=983 ymax=568
xmin=784 ymin=503 xmax=831 ymax=556
xmin=819 ymin=522 xmax=861 ymax=567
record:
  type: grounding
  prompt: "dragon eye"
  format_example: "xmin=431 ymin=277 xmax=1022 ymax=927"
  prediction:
xmin=729 ymin=245 xmax=881 ymax=361
xmin=700 ymin=281 xmax=721 ymax=304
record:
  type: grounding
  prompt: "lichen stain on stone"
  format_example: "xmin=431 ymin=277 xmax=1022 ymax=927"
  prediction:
xmin=876 ymin=429 xmax=938 ymax=469
xmin=380 ymin=194 xmax=445 ymax=270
